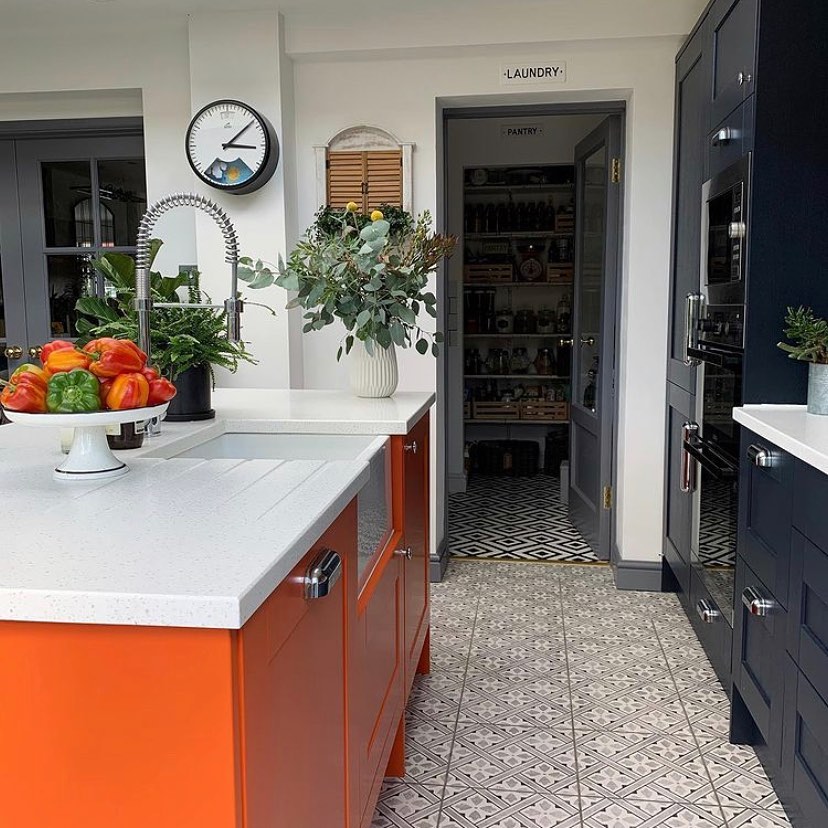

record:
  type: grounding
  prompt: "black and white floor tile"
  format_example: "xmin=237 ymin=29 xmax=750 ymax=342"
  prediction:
xmin=448 ymin=474 xmax=597 ymax=562
xmin=372 ymin=560 xmax=792 ymax=828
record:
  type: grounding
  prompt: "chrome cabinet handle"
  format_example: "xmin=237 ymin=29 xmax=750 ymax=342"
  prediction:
xmin=404 ymin=441 xmax=418 ymax=454
xmin=684 ymin=293 xmax=704 ymax=365
xmin=28 ymin=345 xmax=43 ymax=360
xmin=742 ymin=586 xmax=776 ymax=617
xmin=747 ymin=444 xmax=775 ymax=468
xmin=395 ymin=546 xmax=413 ymax=561
xmin=680 ymin=422 xmax=699 ymax=493
xmin=304 ymin=549 xmax=342 ymax=600
xmin=737 ymin=71 xmax=752 ymax=86
xmin=711 ymin=127 xmax=736 ymax=147
xmin=696 ymin=599 xmax=721 ymax=623
xmin=580 ymin=336 xmax=596 ymax=346
xmin=3 ymin=345 xmax=23 ymax=360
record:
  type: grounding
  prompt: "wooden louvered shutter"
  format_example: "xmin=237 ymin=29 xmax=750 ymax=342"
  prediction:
xmin=365 ymin=150 xmax=402 ymax=210
xmin=327 ymin=151 xmax=365 ymax=210
xmin=326 ymin=149 xmax=402 ymax=211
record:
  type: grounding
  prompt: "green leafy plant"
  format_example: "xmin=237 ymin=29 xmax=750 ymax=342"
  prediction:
xmin=75 ymin=241 xmax=267 ymax=381
xmin=242 ymin=206 xmax=456 ymax=361
xmin=778 ymin=306 xmax=828 ymax=364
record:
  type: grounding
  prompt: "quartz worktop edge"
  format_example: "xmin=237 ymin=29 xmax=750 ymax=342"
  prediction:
xmin=733 ymin=404 xmax=828 ymax=476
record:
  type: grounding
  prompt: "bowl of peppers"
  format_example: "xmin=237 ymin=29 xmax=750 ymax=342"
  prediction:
xmin=0 ymin=338 xmax=177 ymax=482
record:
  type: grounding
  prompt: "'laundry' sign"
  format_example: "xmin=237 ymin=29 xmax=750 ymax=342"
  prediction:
xmin=500 ymin=61 xmax=567 ymax=86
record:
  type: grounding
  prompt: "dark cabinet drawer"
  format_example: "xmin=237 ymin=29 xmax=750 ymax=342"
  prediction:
xmin=793 ymin=461 xmax=828 ymax=554
xmin=788 ymin=530 xmax=828 ymax=705
xmin=707 ymin=96 xmax=754 ymax=179
xmin=733 ymin=557 xmax=786 ymax=761
xmin=689 ymin=566 xmax=733 ymax=688
xmin=739 ymin=432 xmax=793 ymax=607
xmin=783 ymin=658 xmax=828 ymax=827
xmin=709 ymin=0 xmax=758 ymax=124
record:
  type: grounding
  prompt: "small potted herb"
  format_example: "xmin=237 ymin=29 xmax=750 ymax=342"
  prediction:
xmin=777 ymin=306 xmax=828 ymax=415
xmin=241 ymin=204 xmax=455 ymax=397
xmin=76 ymin=241 xmax=271 ymax=421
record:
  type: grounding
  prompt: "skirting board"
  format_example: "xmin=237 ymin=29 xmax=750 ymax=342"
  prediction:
xmin=430 ymin=538 xmax=449 ymax=582
xmin=612 ymin=559 xmax=664 ymax=592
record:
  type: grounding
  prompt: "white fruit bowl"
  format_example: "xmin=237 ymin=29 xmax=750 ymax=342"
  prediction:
xmin=4 ymin=403 xmax=169 ymax=482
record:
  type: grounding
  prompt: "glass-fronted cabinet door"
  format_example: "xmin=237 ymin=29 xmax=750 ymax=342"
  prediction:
xmin=15 ymin=135 xmax=146 ymax=355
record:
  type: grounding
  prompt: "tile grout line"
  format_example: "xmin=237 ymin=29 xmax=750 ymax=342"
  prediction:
xmin=433 ymin=572 xmax=484 ymax=828
xmin=652 ymin=616 xmax=732 ymax=828
xmin=556 ymin=569 xmax=587 ymax=828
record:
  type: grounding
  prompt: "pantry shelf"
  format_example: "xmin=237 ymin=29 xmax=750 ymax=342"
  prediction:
xmin=464 ymin=419 xmax=570 ymax=425
xmin=464 ymin=374 xmax=566 ymax=380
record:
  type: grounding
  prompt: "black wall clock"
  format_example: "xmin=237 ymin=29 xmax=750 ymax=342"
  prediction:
xmin=185 ymin=99 xmax=279 ymax=194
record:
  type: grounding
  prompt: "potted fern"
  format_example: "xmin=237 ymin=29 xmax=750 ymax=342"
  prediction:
xmin=241 ymin=205 xmax=455 ymax=397
xmin=777 ymin=306 xmax=828 ymax=415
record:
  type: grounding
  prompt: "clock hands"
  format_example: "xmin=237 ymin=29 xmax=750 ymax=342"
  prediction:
xmin=222 ymin=119 xmax=255 ymax=151
xmin=225 ymin=144 xmax=257 ymax=151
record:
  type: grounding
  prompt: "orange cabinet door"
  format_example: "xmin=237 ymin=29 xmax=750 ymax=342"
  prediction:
xmin=239 ymin=502 xmax=357 ymax=828
xmin=353 ymin=547 xmax=405 ymax=828
xmin=399 ymin=413 xmax=431 ymax=691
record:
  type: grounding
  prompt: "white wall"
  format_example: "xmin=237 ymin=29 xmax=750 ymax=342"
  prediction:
xmin=292 ymin=35 xmax=680 ymax=564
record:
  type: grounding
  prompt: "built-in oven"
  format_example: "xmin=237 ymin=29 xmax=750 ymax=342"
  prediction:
xmin=679 ymin=155 xmax=752 ymax=628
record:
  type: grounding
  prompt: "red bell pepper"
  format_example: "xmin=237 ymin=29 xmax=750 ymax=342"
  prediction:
xmin=0 ymin=379 xmax=47 ymax=413
xmin=39 ymin=340 xmax=74 ymax=366
xmin=84 ymin=338 xmax=146 ymax=378
xmin=10 ymin=364 xmax=49 ymax=392
xmin=44 ymin=348 xmax=92 ymax=375
xmin=99 ymin=378 xmax=114 ymax=406
xmin=147 ymin=377 xmax=177 ymax=406
xmin=141 ymin=366 xmax=160 ymax=382
xmin=105 ymin=372 xmax=149 ymax=410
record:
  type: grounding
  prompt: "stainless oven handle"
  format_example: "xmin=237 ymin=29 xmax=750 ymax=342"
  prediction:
xmin=684 ymin=293 xmax=705 ymax=366
xmin=683 ymin=437 xmax=738 ymax=480
xmin=680 ymin=422 xmax=699 ymax=493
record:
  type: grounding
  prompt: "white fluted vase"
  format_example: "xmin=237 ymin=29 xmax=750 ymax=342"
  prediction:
xmin=349 ymin=340 xmax=398 ymax=398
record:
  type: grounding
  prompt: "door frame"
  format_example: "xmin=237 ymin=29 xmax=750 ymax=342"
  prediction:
xmin=439 ymin=100 xmax=626 ymax=569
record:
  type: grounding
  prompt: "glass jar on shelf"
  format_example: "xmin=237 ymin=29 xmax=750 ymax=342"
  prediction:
xmin=534 ymin=347 xmax=555 ymax=376
xmin=487 ymin=348 xmax=511 ymax=376
xmin=510 ymin=347 xmax=531 ymax=374
xmin=537 ymin=307 xmax=556 ymax=334
xmin=514 ymin=309 xmax=537 ymax=334
xmin=556 ymin=293 xmax=572 ymax=333
xmin=495 ymin=309 xmax=513 ymax=334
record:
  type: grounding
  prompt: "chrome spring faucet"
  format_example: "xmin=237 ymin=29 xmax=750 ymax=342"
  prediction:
xmin=134 ymin=193 xmax=243 ymax=435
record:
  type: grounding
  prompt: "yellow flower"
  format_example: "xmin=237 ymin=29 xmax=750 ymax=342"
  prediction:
xmin=345 ymin=201 xmax=359 ymax=213
xmin=226 ymin=166 xmax=240 ymax=182
xmin=370 ymin=210 xmax=384 ymax=222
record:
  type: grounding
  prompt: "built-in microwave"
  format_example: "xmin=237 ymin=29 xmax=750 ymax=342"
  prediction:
xmin=701 ymin=154 xmax=751 ymax=307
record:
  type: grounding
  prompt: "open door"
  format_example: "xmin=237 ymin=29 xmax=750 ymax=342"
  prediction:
xmin=568 ymin=117 xmax=622 ymax=559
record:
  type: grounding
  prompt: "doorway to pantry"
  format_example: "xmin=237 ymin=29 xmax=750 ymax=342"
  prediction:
xmin=443 ymin=104 xmax=624 ymax=564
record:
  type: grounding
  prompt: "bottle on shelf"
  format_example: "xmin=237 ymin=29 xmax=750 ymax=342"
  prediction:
xmin=556 ymin=293 xmax=572 ymax=333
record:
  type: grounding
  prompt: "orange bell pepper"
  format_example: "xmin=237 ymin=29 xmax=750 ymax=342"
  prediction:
xmin=105 ymin=372 xmax=149 ymax=410
xmin=147 ymin=377 xmax=177 ymax=406
xmin=44 ymin=348 xmax=92 ymax=375
xmin=39 ymin=340 xmax=74 ymax=366
xmin=0 ymin=380 xmax=47 ymax=413
xmin=10 ymin=364 xmax=49 ymax=392
xmin=84 ymin=338 xmax=146 ymax=378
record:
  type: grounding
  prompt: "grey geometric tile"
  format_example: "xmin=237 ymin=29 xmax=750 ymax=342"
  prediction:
xmin=430 ymin=642 xmax=470 ymax=672
xmin=446 ymin=724 xmax=578 ymax=794
xmin=458 ymin=677 xmax=572 ymax=728
xmin=439 ymin=787 xmax=582 ymax=828
xmin=580 ymin=797 xmax=727 ymax=827
xmin=571 ymin=697 xmax=689 ymax=733
xmin=370 ymin=782 xmax=443 ymax=828
xmin=701 ymin=754 xmax=783 ymax=811
xmin=719 ymin=807 xmax=792 ymax=827
xmin=384 ymin=715 xmax=455 ymax=785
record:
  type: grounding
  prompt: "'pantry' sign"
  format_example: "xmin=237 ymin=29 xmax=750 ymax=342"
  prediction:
xmin=500 ymin=61 xmax=567 ymax=86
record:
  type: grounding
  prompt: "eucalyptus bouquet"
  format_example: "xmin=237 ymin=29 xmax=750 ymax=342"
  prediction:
xmin=239 ymin=206 xmax=456 ymax=361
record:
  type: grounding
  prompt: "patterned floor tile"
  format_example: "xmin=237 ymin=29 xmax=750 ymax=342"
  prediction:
xmin=370 ymin=782 xmax=443 ymax=828
xmin=385 ymin=716 xmax=455 ymax=785
xmin=580 ymin=797 xmax=727 ymax=827
xmin=458 ymin=676 xmax=572 ymax=728
xmin=571 ymin=697 xmax=689 ymax=733
xmin=719 ymin=807 xmax=792 ymax=827
xmin=439 ymin=787 xmax=582 ymax=828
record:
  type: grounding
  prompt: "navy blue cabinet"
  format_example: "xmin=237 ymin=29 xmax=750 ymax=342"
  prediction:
xmin=708 ymin=0 xmax=758 ymax=125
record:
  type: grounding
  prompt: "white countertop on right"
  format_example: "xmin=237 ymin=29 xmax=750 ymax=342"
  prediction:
xmin=733 ymin=405 xmax=828 ymax=476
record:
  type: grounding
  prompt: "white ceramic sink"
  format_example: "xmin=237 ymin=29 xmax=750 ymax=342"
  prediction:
xmin=173 ymin=432 xmax=384 ymax=462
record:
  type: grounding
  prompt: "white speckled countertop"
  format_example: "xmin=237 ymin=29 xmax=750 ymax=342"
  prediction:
xmin=733 ymin=404 xmax=828 ymax=476
xmin=0 ymin=389 xmax=433 ymax=629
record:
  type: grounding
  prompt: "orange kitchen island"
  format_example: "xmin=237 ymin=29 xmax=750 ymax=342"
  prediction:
xmin=0 ymin=395 xmax=432 ymax=828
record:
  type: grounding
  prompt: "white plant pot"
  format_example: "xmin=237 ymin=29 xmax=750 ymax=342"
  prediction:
xmin=349 ymin=340 xmax=398 ymax=398
xmin=808 ymin=362 xmax=828 ymax=415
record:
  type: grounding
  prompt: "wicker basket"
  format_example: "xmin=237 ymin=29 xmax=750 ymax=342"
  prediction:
xmin=471 ymin=401 xmax=520 ymax=421
xmin=555 ymin=214 xmax=575 ymax=233
xmin=520 ymin=401 xmax=569 ymax=422
xmin=464 ymin=264 xmax=514 ymax=284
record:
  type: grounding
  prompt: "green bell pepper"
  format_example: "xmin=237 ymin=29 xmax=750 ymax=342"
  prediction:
xmin=46 ymin=369 xmax=101 ymax=414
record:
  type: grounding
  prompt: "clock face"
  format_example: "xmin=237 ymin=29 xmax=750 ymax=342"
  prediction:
xmin=185 ymin=100 xmax=277 ymax=192
xmin=519 ymin=257 xmax=544 ymax=282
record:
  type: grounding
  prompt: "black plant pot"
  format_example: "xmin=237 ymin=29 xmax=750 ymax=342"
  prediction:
xmin=165 ymin=363 xmax=215 ymax=422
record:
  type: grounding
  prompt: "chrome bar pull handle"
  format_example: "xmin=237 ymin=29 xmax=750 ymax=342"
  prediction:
xmin=304 ymin=549 xmax=342 ymax=600
xmin=404 ymin=441 xmax=418 ymax=455
xmin=680 ymin=422 xmax=699 ymax=493
xmin=747 ymin=444 xmax=775 ymax=468
xmin=696 ymin=599 xmax=721 ymax=624
xmin=684 ymin=293 xmax=705 ymax=366
xmin=395 ymin=546 xmax=413 ymax=561
xmin=742 ymin=586 xmax=776 ymax=617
